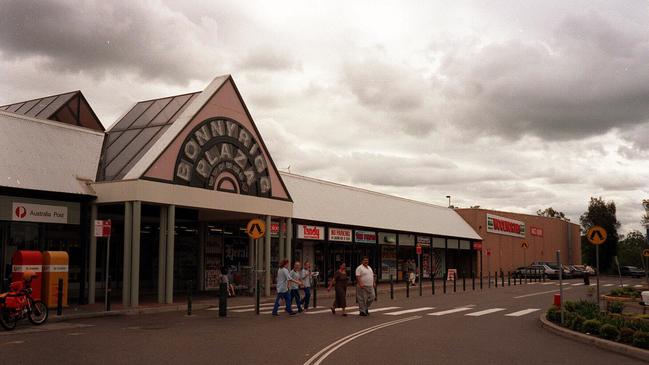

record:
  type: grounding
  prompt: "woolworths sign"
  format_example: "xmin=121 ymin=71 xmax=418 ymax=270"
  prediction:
xmin=486 ymin=213 xmax=526 ymax=238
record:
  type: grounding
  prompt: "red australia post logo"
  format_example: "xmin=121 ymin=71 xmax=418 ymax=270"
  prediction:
xmin=15 ymin=206 xmax=26 ymax=219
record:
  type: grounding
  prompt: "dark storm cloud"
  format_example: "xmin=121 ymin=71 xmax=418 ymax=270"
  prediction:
xmin=0 ymin=0 xmax=218 ymax=83
xmin=434 ymin=11 xmax=649 ymax=140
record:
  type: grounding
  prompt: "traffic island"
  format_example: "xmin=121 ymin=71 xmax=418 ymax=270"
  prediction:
xmin=539 ymin=301 xmax=649 ymax=362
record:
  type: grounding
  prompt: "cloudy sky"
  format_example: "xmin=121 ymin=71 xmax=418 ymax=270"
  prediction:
xmin=1 ymin=0 xmax=648 ymax=234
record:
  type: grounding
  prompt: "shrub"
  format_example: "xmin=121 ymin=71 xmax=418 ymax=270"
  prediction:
xmin=599 ymin=324 xmax=620 ymax=341
xmin=572 ymin=300 xmax=599 ymax=319
xmin=547 ymin=307 xmax=561 ymax=323
xmin=608 ymin=301 xmax=624 ymax=314
xmin=619 ymin=327 xmax=635 ymax=344
xmin=582 ymin=319 xmax=602 ymax=335
xmin=632 ymin=331 xmax=649 ymax=349
xmin=564 ymin=301 xmax=576 ymax=313
xmin=569 ymin=315 xmax=585 ymax=332
xmin=609 ymin=287 xmax=640 ymax=298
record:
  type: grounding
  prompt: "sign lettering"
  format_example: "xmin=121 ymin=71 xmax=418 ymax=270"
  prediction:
xmin=297 ymin=225 xmax=324 ymax=240
xmin=486 ymin=213 xmax=526 ymax=238
xmin=530 ymin=227 xmax=543 ymax=237
xmin=328 ymin=228 xmax=352 ymax=242
xmin=12 ymin=203 xmax=68 ymax=224
xmin=355 ymin=230 xmax=377 ymax=244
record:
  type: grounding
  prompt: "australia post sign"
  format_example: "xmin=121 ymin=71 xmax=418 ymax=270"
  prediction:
xmin=12 ymin=202 xmax=67 ymax=224
xmin=297 ymin=224 xmax=324 ymax=240
xmin=486 ymin=214 xmax=526 ymax=238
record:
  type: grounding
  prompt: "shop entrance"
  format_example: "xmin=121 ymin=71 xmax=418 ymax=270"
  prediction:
xmin=327 ymin=243 xmax=354 ymax=284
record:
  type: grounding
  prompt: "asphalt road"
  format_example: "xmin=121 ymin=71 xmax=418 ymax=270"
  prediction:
xmin=1 ymin=277 xmax=647 ymax=365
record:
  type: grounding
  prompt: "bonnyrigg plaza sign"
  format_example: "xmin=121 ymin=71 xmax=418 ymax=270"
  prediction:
xmin=486 ymin=213 xmax=526 ymax=238
xmin=174 ymin=118 xmax=271 ymax=197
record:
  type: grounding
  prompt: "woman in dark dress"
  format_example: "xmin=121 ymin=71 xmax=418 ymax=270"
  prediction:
xmin=328 ymin=262 xmax=349 ymax=316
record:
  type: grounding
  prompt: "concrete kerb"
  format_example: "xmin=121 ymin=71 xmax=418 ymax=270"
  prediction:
xmin=52 ymin=303 xmax=216 ymax=323
xmin=538 ymin=313 xmax=649 ymax=362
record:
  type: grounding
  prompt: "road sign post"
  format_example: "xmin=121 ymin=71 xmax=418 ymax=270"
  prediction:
xmin=94 ymin=219 xmax=112 ymax=312
xmin=643 ymin=249 xmax=649 ymax=285
xmin=521 ymin=241 xmax=528 ymax=283
xmin=586 ymin=226 xmax=607 ymax=309
xmin=246 ymin=219 xmax=266 ymax=315
xmin=417 ymin=244 xmax=422 ymax=296
xmin=557 ymin=250 xmax=564 ymax=325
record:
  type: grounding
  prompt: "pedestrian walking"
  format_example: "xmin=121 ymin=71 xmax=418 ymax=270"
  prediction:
xmin=272 ymin=259 xmax=300 ymax=316
xmin=301 ymin=261 xmax=316 ymax=311
xmin=328 ymin=262 xmax=349 ymax=316
xmin=289 ymin=261 xmax=304 ymax=313
xmin=355 ymin=256 xmax=375 ymax=316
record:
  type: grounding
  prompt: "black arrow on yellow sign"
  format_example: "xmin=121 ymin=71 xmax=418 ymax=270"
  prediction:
xmin=249 ymin=223 xmax=263 ymax=236
xmin=590 ymin=230 xmax=603 ymax=242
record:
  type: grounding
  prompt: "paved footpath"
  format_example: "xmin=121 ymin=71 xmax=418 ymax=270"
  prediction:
xmin=1 ymin=277 xmax=647 ymax=365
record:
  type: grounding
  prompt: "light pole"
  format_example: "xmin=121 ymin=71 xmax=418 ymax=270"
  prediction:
xmin=446 ymin=195 xmax=451 ymax=208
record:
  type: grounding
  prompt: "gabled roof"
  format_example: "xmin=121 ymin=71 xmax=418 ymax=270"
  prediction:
xmin=99 ymin=91 xmax=200 ymax=181
xmin=0 ymin=110 xmax=104 ymax=195
xmin=0 ymin=91 xmax=104 ymax=131
xmin=281 ymin=172 xmax=482 ymax=240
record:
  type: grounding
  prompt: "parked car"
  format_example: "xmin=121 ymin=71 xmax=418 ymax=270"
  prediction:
xmin=620 ymin=266 xmax=645 ymax=278
xmin=513 ymin=264 xmax=564 ymax=279
xmin=570 ymin=265 xmax=596 ymax=277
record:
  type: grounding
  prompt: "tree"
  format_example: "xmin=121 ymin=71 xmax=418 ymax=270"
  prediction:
xmin=580 ymin=197 xmax=620 ymax=272
xmin=537 ymin=207 xmax=566 ymax=219
xmin=617 ymin=230 xmax=646 ymax=268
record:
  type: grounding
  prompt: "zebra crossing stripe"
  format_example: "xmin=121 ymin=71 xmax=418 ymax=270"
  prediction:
xmin=603 ymin=284 xmax=614 ymax=287
xmin=541 ymin=282 xmax=555 ymax=285
xmin=571 ymin=283 xmax=583 ymax=286
xmin=384 ymin=307 xmax=435 ymax=316
xmin=465 ymin=308 xmax=506 ymax=317
xmin=505 ymin=308 xmax=540 ymax=317
xmin=231 ymin=306 xmax=275 ymax=313
xmin=348 ymin=307 xmax=401 ymax=315
xmin=306 ymin=306 xmax=359 ymax=315
xmin=428 ymin=307 xmax=474 ymax=316
xmin=634 ymin=285 xmax=644 ymax=288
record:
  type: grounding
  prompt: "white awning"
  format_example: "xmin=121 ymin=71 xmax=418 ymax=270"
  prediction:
xmin=282 ymin=172 xmax=481 ymax=240
xmin=0 ymin=110 xmax=104 ymax=195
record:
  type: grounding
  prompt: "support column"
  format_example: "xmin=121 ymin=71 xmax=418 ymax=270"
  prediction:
xmin=130 ymin=201 xmax=141 ymax=307
xmin=165 ymin=205 xmax=175 ymax=304
xmin=286 ymin=218 xmax=293 ymax=267
xmin=265 ymin=215 xmax=272 ymax=297
xmin=88 ymin=204 xmax=97 ymax=304
xmin=122 ymin=202 xmax=132 ymax=306
xmin=157 ymin=205 xmax=168 ymax=304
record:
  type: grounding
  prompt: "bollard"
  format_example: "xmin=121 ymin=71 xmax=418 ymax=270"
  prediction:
xmin=255 ymin=279 xmax=260 ymax=315
xmin=219 ymin=282 xmax=228 ymax=317
xmin=472 ymin=272 xmax=475 ymax=291
xmin=406 ymin=278 xmax=410 ymax=298
xmin=453 ymin=276 xmax=456 ymax=293
xmin=390 ymin=275 xmax=394 ymax=300
xmin=480 ymin=273 xmax=483 ymax=290
xmin=495 ymin=272 xmax=498 ymax=288
xmin=488 ymin=272 xmax=491 ymax=288
xmin=57 ymin=278 xmax=63 ymax=316
xmin=106 ymin=276 xmax=111 ymax=312
xmin=463 ymin=274 xmax=466 ymax=292
xmin=519 ymin=274 xmax=522 ymax=285
xmin=543 ymin=271 xmax=546 ymax=282
xmin=419 ymin=274 xmax=423 ymax=297
xmin=501 ymin=271 xmax=504 ymax=287
xmin=187 ymin=280 xmax=193 ymax=316
xmin=432 ymin=275 xmax=435 ymax=295
xmin=313 ymin=278 xmax=318 ymax=308
xmin=508 ymin=271 xmax=511 ymax=286
xmin=443 ymin=275 xmax=447 ymax=294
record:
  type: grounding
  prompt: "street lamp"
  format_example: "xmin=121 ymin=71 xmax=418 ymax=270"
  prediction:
xmin=446 ymin=195 xmax=451 ymax=208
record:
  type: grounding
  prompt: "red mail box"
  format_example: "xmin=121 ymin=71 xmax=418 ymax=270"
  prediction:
xmin=11 ymin=250 xmax=43 ymax=301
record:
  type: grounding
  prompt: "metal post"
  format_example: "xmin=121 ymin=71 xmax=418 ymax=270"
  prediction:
xmin=432 ymin=275 xmax=435 ymax=295
xmin=488 ymin=272 xmax=491 ymax=288
xmin=88 ymin=204 xmax=97 ymax=304
xmin=418 ymin=255 xmax=422 ymax=297
xmin=480 ymin=251 xmax=483 ymax=290
xmin=187 ymin=280 xmax=193 ymax=316
xmin=557 ymin=250 xmax=564 ymax=325
xmin=508 ymin=271 xmax=511 ymax=286
xmin=406 ymin=278 xmax=410 ymax=298
xmin=472 ymin=272 xmax=475 ymax=290
xmin=596 ymin=245 xmax=600 ymax=310
xmin=255 ymin=279 xmax=260 ymax=315
xmin=462 ymin=273 xmax=466 ymax=291
xmin=104 ymin=235 xmax=111 ymax=311
xmin=106 ymin=277 xmax=111 ymax=311
xmin=453 ymin=275 xmax=456 ymax=292
xmin=313 ymin=277 xmax=318 ymax=308
xmin=56 ymin=278 xmax=63 ymax=316
xmin=501 ymin=270 xmax=504 ymax=287
xmin=495 ymin=271 xmax=498 ymax=288
xmin=219 ymin=282 xmax=227 ymax=317
xmin=443 ymin=275 xmax=447 ymax=294
xmin=264 ymin=215 xmax=272 ymax=297
xmin=390 ymin=275 xmax=394 ymax=300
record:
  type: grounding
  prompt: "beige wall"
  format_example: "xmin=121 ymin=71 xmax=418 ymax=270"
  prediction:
xmin=456 ymin=209 xmax=581 ymax=273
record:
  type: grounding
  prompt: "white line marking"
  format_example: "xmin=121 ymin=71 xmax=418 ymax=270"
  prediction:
xmin=384 ymin=307 xmax=435 ymax=316
xmin=306 ymin=306 xmax=359 ymax=315
xmin=303 ymin=316 xmax=420 ymax=365
xmin=428 ymin=307 xmax=474 ymax=316
xmin=231 ymin=305 xmax=275 ymax=313
xmin=603 ymin=284 xmax=614 ymax=287
xmin=541 ymin=282 xmax=555 ymax=285
xmin=513 ymin=287 xmax=572 ymax=299
xmin=466 ymin=308 xmax=506 ymax=316
xmin=634 ymin=285 xmax=644 ymax=288
xmin=505 ymin=308 xmax=541 ymax=317
xmin=571 ymin=283 xmax=583 ymax=286
xmin=349 ymin=307 xmax=401 ymax=315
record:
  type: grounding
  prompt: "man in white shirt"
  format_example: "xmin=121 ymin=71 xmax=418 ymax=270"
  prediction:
xmin=355 ymin=256 xmax=375 ymax=316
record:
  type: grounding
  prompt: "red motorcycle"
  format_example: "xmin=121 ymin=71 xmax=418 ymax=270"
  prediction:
xmin=0 ymin=280 xmax=48 ymax=331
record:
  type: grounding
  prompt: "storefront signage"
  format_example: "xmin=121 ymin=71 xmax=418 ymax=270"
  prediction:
xmin=328 ymin=228 xmax=352 ymax=242
xmin=174 ymin=118 xmax=271 ymax=197
xmin=530 ymin=227 xmax=543 ymax=237
xmin=11 ymin=202 xmax=68 ymax=224
xmin=355 ymin=230 xmax=377 ymax=244
xmin=486 ymin=213 xmax=526 ymax=238
xmin=94 ymin=220 xmax=112 ymax=237
xmin=297 ymin=224 xmax=324 ymax=240
xmin=473 ymin=242 xmax=482 ymax=250
xmin=379 ymin=232 xmax=397 ymax=245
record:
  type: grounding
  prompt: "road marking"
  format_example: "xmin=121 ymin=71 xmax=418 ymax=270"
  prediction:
xmin=306 ymin=306 xmax=359 ymax=315
xmin=3 ymin=340 xmax=24 ymax=345
xmin=505 ymin=308 xmax=541 ymax=317
xmin=428 ymin=307 xmax=474 ymax=316
xmin=349 ymin=307 xmax=401 ymax=315
xmin=466 ymin=308 xmax=506 ymax=317
xmin=303 ymin=316 xmax=420 ymax=365
xmin=0 ymin=323 xmax=94 ymax=337
xmin=513 ymin=287 xmax=572 ymax=299
xmin=603 ymin=284 xmax=614 ymax=287
xmin=384 ymin=307 xmax=435 ymax=316
xmin=231 ymin=305 xmax=275 ymax=313
xmin=541 ymin=282 xmax=555 ymax=285
xmin=226 ymin=302 xmax=274 ymax=310
xmin=634 ymin=285 xmax=644 ymax=288
xmin=571 ymin=283 xmax=583 ymax=286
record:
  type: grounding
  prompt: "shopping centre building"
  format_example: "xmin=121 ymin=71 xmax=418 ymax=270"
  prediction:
xmin=0 ymin=75 xmax=580 ymax=307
